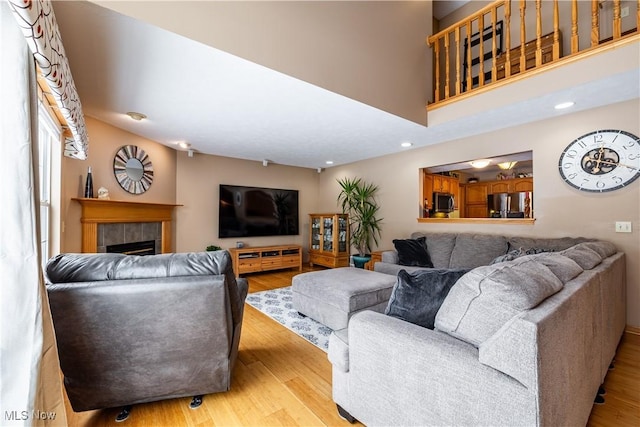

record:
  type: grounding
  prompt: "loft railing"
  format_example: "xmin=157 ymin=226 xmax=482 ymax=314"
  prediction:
xmin=427 ymin=0 xmax=640 ymax=106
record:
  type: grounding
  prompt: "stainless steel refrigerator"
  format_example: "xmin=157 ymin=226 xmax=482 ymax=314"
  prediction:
xmin=487 ymin=192 xmax=533 ymax=218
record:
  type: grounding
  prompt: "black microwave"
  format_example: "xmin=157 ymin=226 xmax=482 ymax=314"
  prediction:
xmin=433 ymin=192 xmax=454 ymax=213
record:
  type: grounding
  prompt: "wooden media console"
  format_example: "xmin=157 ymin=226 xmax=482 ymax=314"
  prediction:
xmin=228 ymin=244 xmax=302 ymax=276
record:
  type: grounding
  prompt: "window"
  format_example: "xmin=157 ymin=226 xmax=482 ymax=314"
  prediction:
xmin=37 ymin=101 xmax=61 ymax=265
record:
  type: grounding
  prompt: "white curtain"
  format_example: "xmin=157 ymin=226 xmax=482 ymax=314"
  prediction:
xmin=0 ymin=1 xmax=67 ymax=425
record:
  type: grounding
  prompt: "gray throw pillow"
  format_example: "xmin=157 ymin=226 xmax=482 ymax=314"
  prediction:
xmin=385 ymin=268 xmax=470 ymax=329
xmin=393 ymin=237 xmax=434 ymax=268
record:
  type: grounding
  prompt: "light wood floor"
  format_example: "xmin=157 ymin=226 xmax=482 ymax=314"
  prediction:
xmin=64 ymin=267 xmax=640 ymax=427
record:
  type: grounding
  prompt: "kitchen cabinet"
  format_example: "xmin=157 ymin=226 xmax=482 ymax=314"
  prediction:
xmin=309 ymin=213 xmax=349 ymax=268
xmin=423 ymin=172 xmax=460 ymax=215
xmin=464 ymin=183 xmax=488 ymax=218
xmin=513 ymin=178 xmax=533 ymax=192
xmin=489 ymin=177 xmax=533 ymax=194
xmin=490 ymin=181 xmax=510 ymax=194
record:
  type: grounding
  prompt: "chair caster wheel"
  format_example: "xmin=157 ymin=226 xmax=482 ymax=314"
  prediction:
xmin=115 ymin=405 xmax=132 ymax=422
xmin=190 ymin=395 xmax=204 ymax=409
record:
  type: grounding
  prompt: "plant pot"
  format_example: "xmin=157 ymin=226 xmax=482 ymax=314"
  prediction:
xmin=352 ymin=254 xmax=371 ymax=269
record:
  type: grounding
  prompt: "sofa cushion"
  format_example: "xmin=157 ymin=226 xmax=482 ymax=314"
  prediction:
xmin=490 ymin=247 xmax=552 ymax=264
xmin=411 ymin=232 xmax=457 ymax=269
xmin=449 ymin=234 xmax=508 ymax=269
xmin=434 ymin=257 xmax=564 ymax=347
xmin=579 ymin=241 xmax=617 ymax=258
xmin=521 ymin=253 xmax=583 ymax=283
xmin=559 ymin=244 xmax=603 ymax=270
xmin=506 ymin=236 xmax=592 ymax=252
xmin=385 ymin=268 xmax=470 ymax=329
xmin=392 ymin=237 xmax=433 ymax=268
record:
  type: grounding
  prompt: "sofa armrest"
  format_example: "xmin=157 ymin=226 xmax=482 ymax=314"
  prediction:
xmin=340 ymin=311 xmax=531 ymax=425
xmin=381 ymin=250 xmax=398 ymax=264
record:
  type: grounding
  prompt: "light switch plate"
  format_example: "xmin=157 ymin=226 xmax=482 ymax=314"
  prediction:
xmin=615 ymin=221 xmax=632 ymax=233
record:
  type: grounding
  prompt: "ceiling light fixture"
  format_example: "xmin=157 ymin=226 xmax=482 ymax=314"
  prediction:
xmin=126 ymin=111 xmax=147 ymax=121
xmin=401 ymin=142 xmax=413 ymax=148
xmin=178 ymin=141 xmax=191 ymax=149
xmin=497 ymin=161 xmax=518 ymax=170
xmin=325 ymin=160 xmax=334 ymax=165
xmin=469 ymin=159 xmax=491 ymax=169
xmin=554 ymin=101 xmax=575 ymax=110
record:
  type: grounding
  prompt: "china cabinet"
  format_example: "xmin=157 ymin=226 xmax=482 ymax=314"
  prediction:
xmin=309 ymin=213 xmax=349 ymax=268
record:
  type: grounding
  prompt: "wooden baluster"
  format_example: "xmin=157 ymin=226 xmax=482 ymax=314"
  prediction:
xmin=466 ymin=21 xmax=472 ymax=92
xmin=491 ymin=7 xmax=498 ymax=82
xmin=478 ymin=14 xmax=485 ymax=86
xmin=444 ymin=34 xmax=450 ymax=99
xmin=434 ymin=37 xmax=441 ymax=102
xmin=571 ymin=0 xmax=579 ymax=53
xmin=536 ymin=0 xmax=543 ymax=67
xmin=520 ymin=0 xmax=527 ymax=73
xmin=613 ymin=0 xmax=622 ymax=39
xmin=553 ymin=0 xmax=560 ymax=60
xmin=455 ymin=27 xmax=461 ymax=95
xmin=505 ymin=0 xmax=512 ymax=78
xmin=591 ymin=0 xmax=599 ymax=47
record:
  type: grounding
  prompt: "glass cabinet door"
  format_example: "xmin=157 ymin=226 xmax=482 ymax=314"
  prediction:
xmin=338 ymin=215 xmax=347 ymax=253
xmin=311 ymin=217 xmax=321 ymax=250
xmin=322 ymin=216 xmax=334 ymax=252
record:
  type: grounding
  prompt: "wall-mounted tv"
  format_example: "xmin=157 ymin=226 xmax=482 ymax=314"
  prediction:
xmin=218 ymin=184 xmax=299 ymax=238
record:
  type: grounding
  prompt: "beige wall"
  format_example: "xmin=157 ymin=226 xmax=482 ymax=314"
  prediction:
xmin=92 ymin=0 xmax=432 ymax=126
xmin=175 ymin=152 xmax=319 ymax=256
xmin=59 ymin=105 xmax=639 ymax=327
xmin=61 ymin=117 xmax=177 ymax=252
xmin=316 ymin=100 xmax=640 ymax=327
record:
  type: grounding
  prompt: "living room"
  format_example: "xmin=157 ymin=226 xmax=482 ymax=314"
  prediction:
xmin=2 ymin=0 xmax=639 ymax=426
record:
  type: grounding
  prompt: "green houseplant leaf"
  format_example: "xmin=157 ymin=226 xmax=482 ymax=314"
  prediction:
xmin=336 ymin=177 xmax=383 ymax=257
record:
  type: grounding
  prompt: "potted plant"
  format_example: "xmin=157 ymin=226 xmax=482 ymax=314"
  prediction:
xmin=206 ymin=244 xmax=222 ymax=251
xmin=336 ymin=177 xmax=383 ymax=268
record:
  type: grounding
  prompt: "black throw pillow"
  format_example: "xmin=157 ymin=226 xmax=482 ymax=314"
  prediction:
xmin=385 ymin=268 xmax=470 ymax=329
xmin=393 ymin=237 xmax=434 ymax=268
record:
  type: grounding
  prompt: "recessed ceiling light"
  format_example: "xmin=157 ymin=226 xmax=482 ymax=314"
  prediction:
xmin=126 ymin=111 xmax=147 ymax=121
xmin=469 ymin=159 xmax=491 ymax=168
xmin=178 ymin=141 xmax=191 ymax=149
xmin=401 ymin=142 xmax=413 ymax=148
xmin=325 ymin=160 xmax=334 ymax=165
xmin=554 ymin=101 xmax=575 ymax=110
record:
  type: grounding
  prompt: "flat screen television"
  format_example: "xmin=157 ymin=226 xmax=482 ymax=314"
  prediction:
xmin=218 ymin=184 xmax=299 ymax=238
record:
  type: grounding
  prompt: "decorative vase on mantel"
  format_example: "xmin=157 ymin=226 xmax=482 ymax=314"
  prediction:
xmin=84 ymin=166 xmax=94 ymax=198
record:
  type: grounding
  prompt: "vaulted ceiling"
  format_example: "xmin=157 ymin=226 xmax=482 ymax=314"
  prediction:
xmin=52 ymin=1 xmax=640 ymax=169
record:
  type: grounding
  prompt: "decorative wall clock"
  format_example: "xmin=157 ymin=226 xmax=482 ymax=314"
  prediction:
xmin=114 ymin=145 xmax=154 ymax=194
xmin=558 ymin=129 xmax=640 ymax=192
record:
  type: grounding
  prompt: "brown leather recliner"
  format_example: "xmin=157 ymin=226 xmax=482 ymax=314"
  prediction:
xmin=45 ymin=250 xmax=248 ymax=419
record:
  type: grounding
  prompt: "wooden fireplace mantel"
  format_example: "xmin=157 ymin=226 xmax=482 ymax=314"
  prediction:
xmin=72 ymin=198 xmax=182 ymax=253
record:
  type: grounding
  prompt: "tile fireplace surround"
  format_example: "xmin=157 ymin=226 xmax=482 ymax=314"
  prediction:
xmin=72 ymin=198 xmax=181 ymax=253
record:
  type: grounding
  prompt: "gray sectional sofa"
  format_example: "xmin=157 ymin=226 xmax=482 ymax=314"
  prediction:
xmin=328 ymin=232 xmax=626 ymax=426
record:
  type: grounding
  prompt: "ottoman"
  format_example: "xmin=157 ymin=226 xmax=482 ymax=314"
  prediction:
xmin=292 ymin=267 xmax=397 ymax=330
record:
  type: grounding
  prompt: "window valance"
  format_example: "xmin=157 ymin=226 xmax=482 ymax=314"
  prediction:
xmin=7 ymin=0 xmax=89 ymax=159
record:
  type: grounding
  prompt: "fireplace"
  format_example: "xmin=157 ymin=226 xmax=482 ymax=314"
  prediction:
xmin=107 ymin=240 xmax=156 ymax=256
xmin=73 ymin=198 xmax=181 ymax=253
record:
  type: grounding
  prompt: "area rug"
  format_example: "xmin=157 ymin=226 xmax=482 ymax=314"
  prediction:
xmin=245 ymin=286 xmax=333 ymax=352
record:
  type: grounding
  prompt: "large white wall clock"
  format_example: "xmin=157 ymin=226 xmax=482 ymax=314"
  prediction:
xmin=558 ymin=129 xmax=640 ymax=192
